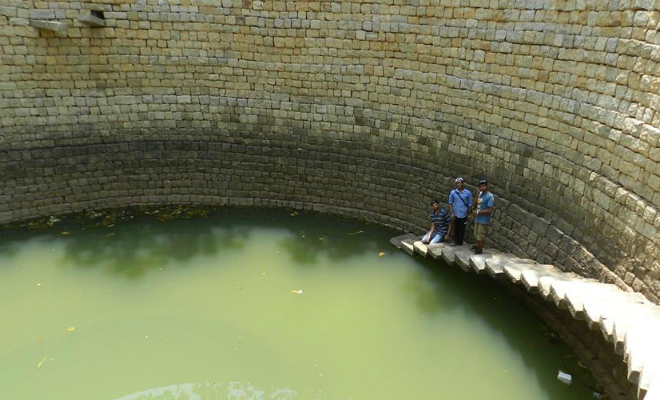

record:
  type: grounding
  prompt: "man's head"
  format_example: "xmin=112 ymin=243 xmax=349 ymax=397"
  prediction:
xmin=455 ymin=177 xmax=465 ymax=190
xmin=478 ymin=179 xmax=488 ymax=193
xmin=430 ymin=199 xmax=440 ymax=211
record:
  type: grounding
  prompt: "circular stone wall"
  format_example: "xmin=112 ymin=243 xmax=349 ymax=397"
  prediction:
xmin=1 ymin=0 xmax=659 ymax=303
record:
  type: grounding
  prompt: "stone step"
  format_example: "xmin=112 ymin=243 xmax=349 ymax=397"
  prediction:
xmin=592 ymin=291 xmax=648 ymax=343
xmin=77 ymin=14 xmax=105 ymax=27
xmin=545 ymin=274 xmax=590 ymax=308
xmin=452 ymin=246 xmax=475 ymax=271
xmin=484 ymin=254 xmax=520 ymax=277
xmin=607 ymin=297 xmax=657 ymax=356
xmin=29 ymin=20 xmax=68 ymax=32
xmin=554 ymin=280 xmax=612 ymax=320
xmin=468 ymin=250 xmax=501 ymax=274
xmin=413 ymin=240 xmax=429 ymax=257
xmin=519 ymin=264 xmax=562 ymax=294
xmin=503 ymin=259 xmax=538 ymax=284
xmin=389 ymin=233 xmax=418 ymax=249
xmin=400 ymin=238 xmax=416 ymax=256
xmin=440 ymin=245 xmax=460 ymax=264
xmin=427 ymin=242 xmax=448 ymax=260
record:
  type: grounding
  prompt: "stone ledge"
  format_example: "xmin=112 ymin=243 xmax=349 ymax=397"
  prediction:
xmin=28 ymin=20 xmax=67 ymax=32
xmin=77 ymin=14 xmax=106 ymax=28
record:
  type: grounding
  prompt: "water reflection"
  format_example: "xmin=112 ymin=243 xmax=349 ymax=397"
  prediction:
xmin=48 ymin=209 xmax=385 ymax=277
xmin=400 ymin=257 xmax=598 ymax=399
xmin=60 ymin=221 xmax=249 ymax=278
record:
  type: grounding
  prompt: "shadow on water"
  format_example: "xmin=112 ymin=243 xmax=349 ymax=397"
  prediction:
xmin=400 ymin=255 xmax=598 ymax=399
xmin=278 ymin=228 xmax=382 ymax=266
xmin=60 ymin=219 xmax=250 ymax=278
xmin=1 ymin=208 xmax=384 ymax=278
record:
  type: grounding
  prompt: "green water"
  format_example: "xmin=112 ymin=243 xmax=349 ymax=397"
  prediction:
xmin=0 ymin=209 xmax=598 ymax=400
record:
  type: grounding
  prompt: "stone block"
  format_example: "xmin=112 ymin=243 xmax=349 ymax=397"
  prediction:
xmin=29 ymin=19 xmax=67 ymax=32
xmin=77 ymin=14 xmax=106 ymax=28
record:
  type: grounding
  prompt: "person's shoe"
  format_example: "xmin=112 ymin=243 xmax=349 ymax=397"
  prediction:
xmin=449 ymin=242 xmax=458 ymax=247
xmin=474 ymin=248 xmax=483 ymax=255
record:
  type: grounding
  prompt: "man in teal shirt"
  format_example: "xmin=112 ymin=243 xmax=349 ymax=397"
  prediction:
xmin=472 ymin=179 xmax=494 ymax=255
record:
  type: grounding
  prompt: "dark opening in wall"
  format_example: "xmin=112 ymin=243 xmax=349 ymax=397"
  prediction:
xmin=91 ymin=10 xmax=105 ymax=20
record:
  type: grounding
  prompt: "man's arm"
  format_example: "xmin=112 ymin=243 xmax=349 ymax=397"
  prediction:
xmin=447 ymin=191 xmax=454 ymax=217
xmin=475 ymin=206 xmax=494 ymax=216
xmin=475 ymin=196 xmax=494 ymax=216
xmin=445 ymin=217 xmax=453 ymax=240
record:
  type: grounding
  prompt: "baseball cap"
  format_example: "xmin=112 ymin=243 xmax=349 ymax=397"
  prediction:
xmin=455 ymin=177 xmax=464 ymax=183
xmin=478 ymin=179 xmax=488 ymax=185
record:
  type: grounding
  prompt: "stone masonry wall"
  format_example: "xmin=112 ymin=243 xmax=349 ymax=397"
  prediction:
xmin=0 ymin=0 xmax=659 ymax=303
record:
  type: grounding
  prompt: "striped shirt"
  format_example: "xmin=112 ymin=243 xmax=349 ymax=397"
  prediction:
xmin=430 ymin=208 xmax=451 ymax=236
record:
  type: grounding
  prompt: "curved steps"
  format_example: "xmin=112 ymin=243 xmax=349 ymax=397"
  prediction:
xmin=390 ymin=234 xmax=660 ymax=400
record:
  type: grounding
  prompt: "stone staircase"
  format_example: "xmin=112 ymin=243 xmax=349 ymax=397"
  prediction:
xmin=390 ymin=233 xmax=660 ymax=400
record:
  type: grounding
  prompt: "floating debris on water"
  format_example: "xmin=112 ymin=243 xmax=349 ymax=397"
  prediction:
xmin=378 ymin=252 xmax=385 ymax=258
xmin=348 ymin=230 xmax=364 ymax=235
xmin=37 ymin=356 xmax=47 ymax=369
xmin=291 ymin=290 xmax=303 ymax=294
xmin=66 ymin=327 xmax=76 ymax=333
xmin=61 ymin=231 xmax=71 ymax=236
xmin=557 ymin=370 xmax=572 ymax=385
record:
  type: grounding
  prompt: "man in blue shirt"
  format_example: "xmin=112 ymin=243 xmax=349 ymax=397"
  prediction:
xmin=421 ymin=199 xmax=453 ymax=245
xmin=471 ymin=180 xmax=494 ymax=254
xmin=448 ymin=177 xmax=473 ymax=246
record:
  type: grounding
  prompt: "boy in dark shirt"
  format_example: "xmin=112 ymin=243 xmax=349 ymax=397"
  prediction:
xmin=422 ymin=200 xmax=453 ymax=245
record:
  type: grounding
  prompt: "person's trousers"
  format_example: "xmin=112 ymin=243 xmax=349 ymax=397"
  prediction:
xmin=453 ymin=217 xmax=468 ymax=245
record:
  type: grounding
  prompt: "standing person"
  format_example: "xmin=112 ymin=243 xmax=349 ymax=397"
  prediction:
xmin=421 ymin=199 xmax=453 ymax=245
xmin=448 ymin=177 xmax=473 ymax=246
xmin=471 ymin=180 xmax=494 ymax=254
